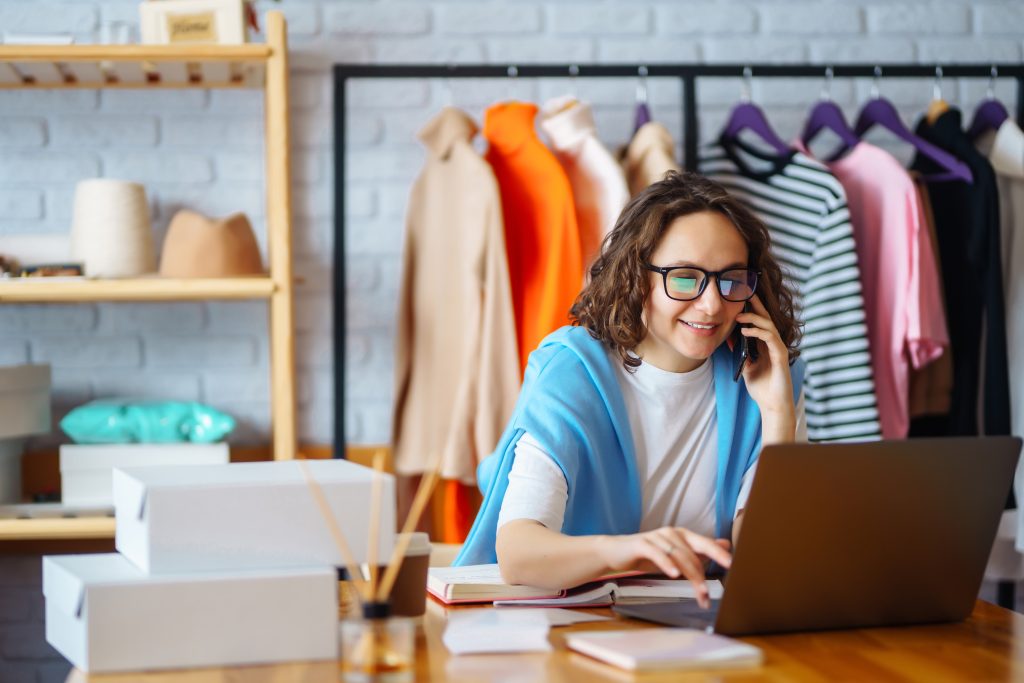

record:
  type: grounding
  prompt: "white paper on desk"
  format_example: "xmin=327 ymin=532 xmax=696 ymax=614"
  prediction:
xmin=443 ymin=609 xmax=552 ymax=655
xmin=497 ymin=607 xmax=612 ymax=627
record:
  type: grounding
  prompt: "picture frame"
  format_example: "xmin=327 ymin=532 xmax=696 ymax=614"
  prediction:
xmin=139 ymin=0 xmax=247 ymax=45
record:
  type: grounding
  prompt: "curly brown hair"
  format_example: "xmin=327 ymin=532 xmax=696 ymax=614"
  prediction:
xmin=570 ymin=171 xmax=802 ymax=370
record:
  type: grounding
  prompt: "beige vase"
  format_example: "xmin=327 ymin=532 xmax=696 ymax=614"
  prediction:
xmin=159 ymin=210 xmax=264 ymax=278
xmin=70 ymin=179 xmax=156 ymax=278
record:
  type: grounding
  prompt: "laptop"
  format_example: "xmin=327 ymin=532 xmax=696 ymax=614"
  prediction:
xmin=613 ymin=436 xmax=1021 ymax=636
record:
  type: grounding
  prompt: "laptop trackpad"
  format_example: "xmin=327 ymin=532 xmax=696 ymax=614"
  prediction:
xmin=613 ymin=600 xmax=720 ymax=630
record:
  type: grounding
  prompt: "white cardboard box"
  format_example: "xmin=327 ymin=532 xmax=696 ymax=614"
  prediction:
xmin=60 ymin=443 xmax=230 ymax=506
xmin=43 ymin=553 xmax=337 ymax=673
xmin=114 ymin=460 xmax=396 ymax=574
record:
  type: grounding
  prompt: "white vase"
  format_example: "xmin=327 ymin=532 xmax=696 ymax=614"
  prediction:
xmin=70 ymin=179 xmax=156 ymax=278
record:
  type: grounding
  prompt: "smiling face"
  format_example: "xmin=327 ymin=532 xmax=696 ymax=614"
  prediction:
xmin=636 ymin=210 xmax=750 ymax=373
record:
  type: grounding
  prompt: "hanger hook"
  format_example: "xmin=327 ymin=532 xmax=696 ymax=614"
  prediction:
xmin=741 ymin=65 xmax=753 ymax=104
xmin=987 ymin=64 xmax=998 ymax=100
xmin=870 ymin=65 xmax=882 ymax=100
xmin=820 ymin=65 xmax=834 ymax=101
xmin=568 ymin=64 xmax=579 ymax=99
xmin=506 ymin=64 xmax=519 ymax=102
xmin=636 ymin=65 xmax=649 ymax=105
xmin=932 ymin=65 xmax=944 ymax=101
xmin=443 ymin=62 xmax=455 ymax=108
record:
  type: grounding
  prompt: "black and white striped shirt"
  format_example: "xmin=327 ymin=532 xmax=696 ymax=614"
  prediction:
xmin=700 ymin=140 xmax=882 ymax=442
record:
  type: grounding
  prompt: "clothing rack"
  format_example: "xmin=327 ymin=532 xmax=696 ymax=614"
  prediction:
xmin=331 ymin=62 xmax=1024 ymax=452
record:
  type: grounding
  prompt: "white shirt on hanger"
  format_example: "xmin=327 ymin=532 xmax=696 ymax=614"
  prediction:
xmin=976 ymin=118 xmax=1024 ymax=553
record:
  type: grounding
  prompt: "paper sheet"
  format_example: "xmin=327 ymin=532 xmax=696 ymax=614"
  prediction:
xmin=442 ymin=608 xmax=552 ymax=655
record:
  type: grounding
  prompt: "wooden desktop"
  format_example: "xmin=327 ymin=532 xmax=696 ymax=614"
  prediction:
xmin=64 ymin=598 xmax=1023 ymax=682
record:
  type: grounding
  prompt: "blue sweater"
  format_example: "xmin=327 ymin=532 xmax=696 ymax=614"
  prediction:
xmin=454 ymin=325 xmax=805 ymax=566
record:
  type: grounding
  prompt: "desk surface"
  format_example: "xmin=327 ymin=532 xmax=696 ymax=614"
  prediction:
xmin=66 ymin=599 xmax=1024 ymax=682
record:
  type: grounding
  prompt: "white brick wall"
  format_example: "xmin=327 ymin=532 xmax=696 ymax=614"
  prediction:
xmin=0 ymin=0 xmax=1021 ymax=457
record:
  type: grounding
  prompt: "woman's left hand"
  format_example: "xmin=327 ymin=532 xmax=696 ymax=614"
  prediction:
xmin=736 ymin=295 xmax=795 ymax=435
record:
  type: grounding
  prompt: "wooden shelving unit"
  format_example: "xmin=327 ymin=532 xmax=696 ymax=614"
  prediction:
xmin=0 ymin=12 xmax=296 ymax=542
xmin=0 ymin=277 xmax=276 ymax=302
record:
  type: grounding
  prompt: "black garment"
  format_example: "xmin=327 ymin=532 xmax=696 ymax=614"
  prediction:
xmin=909 ymin=108 xmax=1010 ymax=438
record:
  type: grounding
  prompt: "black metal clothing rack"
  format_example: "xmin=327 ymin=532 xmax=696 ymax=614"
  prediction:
xmin=333 ymin=62 xmax=1024 ymax=610
xmin=332 ymin=62 xmax=1024 ymax=452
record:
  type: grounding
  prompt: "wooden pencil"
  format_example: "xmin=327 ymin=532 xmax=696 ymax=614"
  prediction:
xmin=298 ymin=458 xmax=371 ymax=603
xmin=376 ymin=451 xmax=444 ymax=602
xmin=366 ymin=449 xmax=386 ymax=601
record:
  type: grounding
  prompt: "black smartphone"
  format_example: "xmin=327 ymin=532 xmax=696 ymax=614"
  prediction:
xmin=733 ymin=302 xmax=759 ymax=382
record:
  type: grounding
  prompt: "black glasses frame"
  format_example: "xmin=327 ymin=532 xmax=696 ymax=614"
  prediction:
xmin=644 ymin=263 xmax=761 ymax=302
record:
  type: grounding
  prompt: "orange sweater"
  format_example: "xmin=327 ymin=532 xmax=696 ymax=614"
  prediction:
xmin=484 ymin=102 xmax=583 ymax=373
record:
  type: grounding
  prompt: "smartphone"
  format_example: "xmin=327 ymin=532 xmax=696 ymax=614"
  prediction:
xmin=733 ymin=302 xmax=759 ymax=382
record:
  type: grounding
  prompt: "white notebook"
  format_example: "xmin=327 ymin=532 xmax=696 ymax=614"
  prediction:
xmin=565 ymin=628 xmax=763 ymax=672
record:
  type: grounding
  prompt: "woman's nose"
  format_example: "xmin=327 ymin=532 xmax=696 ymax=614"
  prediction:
xmin=694 ymin=277 xmax=725 ymax=314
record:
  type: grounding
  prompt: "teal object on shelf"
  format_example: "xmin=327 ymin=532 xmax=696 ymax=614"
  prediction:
xmin=60 ymin=400 xmax=235 ymax=444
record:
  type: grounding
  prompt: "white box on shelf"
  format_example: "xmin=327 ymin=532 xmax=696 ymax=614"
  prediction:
xmin=60 ymin=442 xmax=229 ymax=506
xmin=0 ymin=364 xmax=51 ymax=440
xmin=43 ymin=553 xmax=337 ymax=673
xmin=114 ymin=459 xmax=396 ymax=574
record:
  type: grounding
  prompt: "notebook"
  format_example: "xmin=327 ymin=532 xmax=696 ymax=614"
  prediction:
xmin=427 ymin=564 xmax=722 ymax=606
xmin=565 ymin=628 xmax=763 ymax=672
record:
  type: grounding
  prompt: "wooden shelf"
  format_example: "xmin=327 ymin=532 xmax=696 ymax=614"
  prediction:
xmin=0 ymin=11 xmax=298 ymax=545
xmin=0 ymin=43 xmax=271 ymax=89
xmin=0 ymin=277 xmax=277 ymax=303
xmin=0 ymin=516 xmax=114 ymax=541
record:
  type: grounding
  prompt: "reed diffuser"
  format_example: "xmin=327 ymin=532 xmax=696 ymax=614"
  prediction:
xmin=300 ymin=448 xmax=443 ymax=682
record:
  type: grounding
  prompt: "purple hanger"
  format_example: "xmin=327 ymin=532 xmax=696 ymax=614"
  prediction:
xmin=633 ymin=66 xmax=652 ymax=134
xmin=967 ymin=68 xmax=1009 ymax=141
xmin=854 ymin=96 xmax=973 ymax=184
xmin=967 ymin=99 xmax=1009 ymax=141
xmin=801 ymin=67 xmax=860 ymax=155
xmin=720 ymin=68 xmax=790 ymax=154
xmin=802 ymin=100 xmax=860 ymax=151
xmin=634 ymin=102 xmax=652 ymax=132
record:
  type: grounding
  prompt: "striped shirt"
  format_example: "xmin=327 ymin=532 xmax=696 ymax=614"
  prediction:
xmin=699 ymin=140 xmax=882 ymax=442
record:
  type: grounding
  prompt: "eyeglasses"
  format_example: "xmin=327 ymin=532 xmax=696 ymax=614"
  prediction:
xmin=644 ymin=264 xmax=760 ymax=302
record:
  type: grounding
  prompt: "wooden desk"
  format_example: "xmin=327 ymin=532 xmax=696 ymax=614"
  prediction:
xmin=65 ymin=600 xmax=1024 ymax=682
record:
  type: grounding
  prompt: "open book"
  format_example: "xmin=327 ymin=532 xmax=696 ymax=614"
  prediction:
xmin=427 ymin=564 xmax=723 ymax=607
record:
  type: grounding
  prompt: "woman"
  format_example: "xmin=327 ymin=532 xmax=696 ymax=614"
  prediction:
xmin=454 ymin=172 xmax=806 ymax=608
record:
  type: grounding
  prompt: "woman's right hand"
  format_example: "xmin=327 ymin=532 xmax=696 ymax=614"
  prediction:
xmin=597 ymin=527 xmax=733 ymax=608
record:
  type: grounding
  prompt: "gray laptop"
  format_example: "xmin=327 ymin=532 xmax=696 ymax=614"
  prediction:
xmin=614 ymin=436 xmax=1021 ymax=636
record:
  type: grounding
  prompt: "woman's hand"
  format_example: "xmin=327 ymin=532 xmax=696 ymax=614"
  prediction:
xmin=597 ymin=527 xmax=732 ymax=608
xmin=736 ymin=294 xmax=796 ymax=443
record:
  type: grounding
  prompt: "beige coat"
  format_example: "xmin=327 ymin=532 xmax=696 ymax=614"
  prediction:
xmin=392 ymin=107 xmax=520 ymax=483
xmin=620 ymin=121 xmax=681 ymax=196
xmin=539 ymin=96 xmax=630 ymax=271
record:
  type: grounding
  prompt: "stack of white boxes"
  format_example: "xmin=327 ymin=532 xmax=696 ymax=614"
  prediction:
xmin=43 ymin=459 xmax=396 ymax=673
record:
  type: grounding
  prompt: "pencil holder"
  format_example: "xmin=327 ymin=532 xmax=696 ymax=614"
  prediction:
xmin=340 ymin=602 xmax=414 ymax=683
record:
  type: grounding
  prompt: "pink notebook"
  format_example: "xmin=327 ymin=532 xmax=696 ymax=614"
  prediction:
xmin=565 ymin=628 xmax=763 ymax=672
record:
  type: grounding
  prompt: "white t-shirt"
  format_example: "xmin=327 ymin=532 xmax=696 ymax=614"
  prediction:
xmin=498 ymin=350 xmax=808 ymax=536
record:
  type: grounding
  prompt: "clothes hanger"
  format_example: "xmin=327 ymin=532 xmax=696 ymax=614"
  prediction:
xmin=720 ymin=66 xmax=790 ymax=154
xmin=967 ymin=65 xmax=1010 ymax=141
xmin=505 ymin=64 xmax=519 ymax=103
xmin=633 ymin=65 xmax=652 ymax=133
xmin=442 ymin=62 xmax=455 ymax=109
xmin=800 ymin=65 xmax=860 ymax=153
xmin=854 ymin=66 xmax=973 ymax=184
xmin=925 ymin=65 xmax=950 ymax=125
